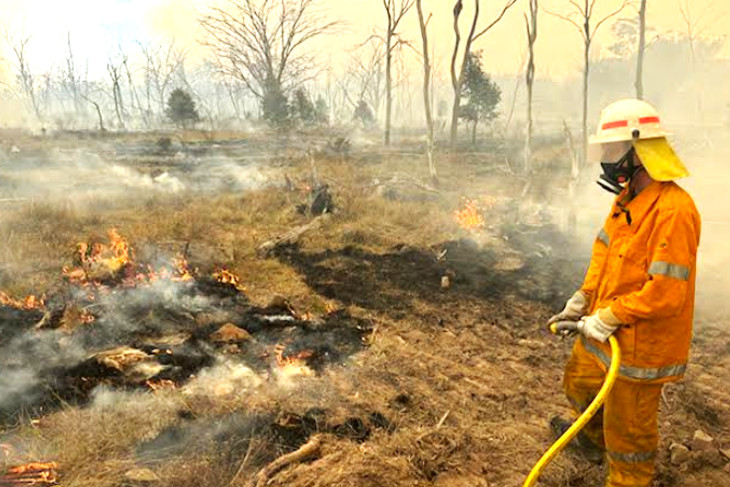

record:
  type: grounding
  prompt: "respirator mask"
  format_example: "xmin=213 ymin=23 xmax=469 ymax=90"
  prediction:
xmin=598 ymin=146 xmax=639 ymax=195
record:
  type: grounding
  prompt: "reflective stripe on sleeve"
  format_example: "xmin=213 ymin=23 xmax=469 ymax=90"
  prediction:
xmin=580 ymin=336 xmax=687 ymax=381
xmin=648 ymin=261 xmax=691 ymax=281
xmin=607 ymin=450 xmax=656 ymax=464
xmin=597 ymin=228 xmax=610 ymax=246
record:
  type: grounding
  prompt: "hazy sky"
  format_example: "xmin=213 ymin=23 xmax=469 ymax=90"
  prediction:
xmin=1 ymin=0 xmax=728 ymax=81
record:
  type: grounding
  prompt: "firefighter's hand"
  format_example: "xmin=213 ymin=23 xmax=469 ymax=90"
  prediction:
xmin=547 ymin=291 xmax=589 ymax=325
xmin=577 ymin=308 xmax=622 ymax=343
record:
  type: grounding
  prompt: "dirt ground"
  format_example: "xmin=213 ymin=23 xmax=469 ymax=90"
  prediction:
xmin=0 ymin=130 xmax=728 ymax=487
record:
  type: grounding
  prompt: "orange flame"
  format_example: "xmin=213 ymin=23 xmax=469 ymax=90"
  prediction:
xmin=273 ymin=344 xmax=314 ymax=378
xmin=2 ymin=462 xmax=59 ymax=485
xmin=213 ymin=269 xmax=246 ymax=292
xmin=454 ymin=200 xmax=485 ymax=230
xmin=0 ymin=291 xmax=45 ymax=310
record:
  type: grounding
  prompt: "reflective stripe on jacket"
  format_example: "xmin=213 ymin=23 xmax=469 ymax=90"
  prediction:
xmin=581 ymin=181 xmax=701 ymax=383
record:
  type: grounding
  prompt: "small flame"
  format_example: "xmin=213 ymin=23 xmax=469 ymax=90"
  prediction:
xmin=0 ymin=291 xmax=45 ymax=310
xmin=454 ymin=200 xmax=485 ymax=230
xmin=2 ymin=462 xmax=59 ymax=486
xmin=213 ymin=269 xmax=246 ymax=292
xmin=274 ymin=344 xmax=314 ymax=378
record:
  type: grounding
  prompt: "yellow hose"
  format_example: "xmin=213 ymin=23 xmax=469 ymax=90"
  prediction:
xmin=523 ymin=327 xmax=621 ymax=487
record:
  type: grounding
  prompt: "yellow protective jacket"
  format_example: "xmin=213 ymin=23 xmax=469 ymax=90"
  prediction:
xmin=580 ymin=180 xmax=701 ymax=383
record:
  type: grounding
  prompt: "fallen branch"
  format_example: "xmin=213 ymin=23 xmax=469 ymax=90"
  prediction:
xmin=257 ymin=215 xmax=331 ymax=257
xmin=251 ymin=435 xmax=322 ymax=487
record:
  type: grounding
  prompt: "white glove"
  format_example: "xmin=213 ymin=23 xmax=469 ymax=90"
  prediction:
xmin=577 ymin=308 xmax=622 ymax=343
xmin=548 ymin=291 xmax=589 ymax=325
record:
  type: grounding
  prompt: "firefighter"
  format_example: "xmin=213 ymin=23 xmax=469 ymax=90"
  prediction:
xmin=548 ymin=99 xmax=701 ymax=487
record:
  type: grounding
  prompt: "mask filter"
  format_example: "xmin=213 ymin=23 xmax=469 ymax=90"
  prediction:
xmin=598 ymin=147 xmax=637 ymax=195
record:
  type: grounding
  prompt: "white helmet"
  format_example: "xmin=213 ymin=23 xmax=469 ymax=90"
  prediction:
xmin=590 ymin=99 xmax=668 ymax=145
xmin=589 ymin=99 xmax=689 ymax=182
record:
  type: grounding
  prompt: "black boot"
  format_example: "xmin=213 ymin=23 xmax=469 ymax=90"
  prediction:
xmin=549 ymin=416 xmax=605 ymax=465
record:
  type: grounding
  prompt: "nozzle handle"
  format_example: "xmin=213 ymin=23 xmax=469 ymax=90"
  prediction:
xmin=550 ymin=321 xmax=580 ymax=335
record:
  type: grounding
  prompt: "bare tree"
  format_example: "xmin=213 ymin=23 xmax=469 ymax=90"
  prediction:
xmin=2 ymin=27 xmax=42 ymax=122
xmin=677 ymin=0 xmax=722 ymax=115
xmin=377 ymin=0 xmax=415 ymax=146
xmin=63 ymin=32 xmax=85 ymax=117
xmin=340 ymin=39 xmax=386 ymax=117
xmin=139 ymin=39 xmax=187 ymax=120
xmin=524 ymin=0 xmax=538 ymax=174
xmin=545 ymin=0 xmax=632 ymax=165
xmin=201 ymin=0 xmax=336 ymax=117
xmin=81 ymin=88 xmax=106 ymax=133
xmin=635 ymin=0 xmax=647 ymax=99
xmin=107 ymin=57 xmax=126 ymax=129
xmin=416 ymin=0 xmax=436 ymax=181
xmin=450 ymin=0 xmax=518 ymax=148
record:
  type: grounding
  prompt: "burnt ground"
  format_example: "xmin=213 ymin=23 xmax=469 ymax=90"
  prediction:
xmin=266 ymin=230 xmax=730 ymax=486
xmin=0 ymin=132 xmax=729 ymax=487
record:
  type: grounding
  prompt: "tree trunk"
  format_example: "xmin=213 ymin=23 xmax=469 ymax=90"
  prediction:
xmin=635 ymin=0 xmax=647 ymax=100
xmin=416 ymin=0 xmax=437 ymax=182
xmin=385 ymin=30 xmax=393 ymax=147
xmin=450 ymin=0 xmax=480 ymax=149
xmin=472 ymin=120 xmax=478 ymax=145
xmin=524 ymin=2 xmax=537 ymax=175
xmin=88 ymin=99 xmax=105 ymax=132
xmin=581 ymin=41 xmax=590 ymax=167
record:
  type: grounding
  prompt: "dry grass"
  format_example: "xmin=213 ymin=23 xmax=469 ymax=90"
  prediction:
xmin=2 ymin=135 xmax=728 ymax=487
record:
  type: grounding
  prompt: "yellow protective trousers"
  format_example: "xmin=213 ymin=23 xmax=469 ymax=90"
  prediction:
xmin=564 ymin=338 xmax=663 ymax=487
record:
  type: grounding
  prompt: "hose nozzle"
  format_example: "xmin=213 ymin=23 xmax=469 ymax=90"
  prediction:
xmin=550 ymin=321 xmax=580 ymax=335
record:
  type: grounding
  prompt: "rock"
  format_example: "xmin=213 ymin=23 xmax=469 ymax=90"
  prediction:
xmin=96 ymin=347 xmax=151 ymax=372
xmin=124 ymin=468 xmax=159 ymax=484
xmin=210 ymin=323 xmax=253 ymax=344
xmin=691 ymin=429 xmax=714 ymax=451
xmin=670 ymin=443 xmax=690 ymax=465
xmin=441 ymin=276 xmax=451 ymax=289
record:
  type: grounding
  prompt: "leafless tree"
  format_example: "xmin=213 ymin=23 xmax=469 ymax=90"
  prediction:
xmin=378 ymin=0 xmax=415 ymax=146
xmin=524 ymin=0 xmax=538 ymax=174
xmin=122 ymin=55 xmax=147 ymax=127
xmin=677 ymin=0 xmax=722 ymax=115
xmin=416 ymin=0 xmax=436 ymax=181
xmin=107 ymin=56 xmax=126 ymax=129
xmin=340 ymin=39 xmax=386 ymax=117
xmin=450 ymin=0 xmax=518 ymax=148
xmin=2 ymin=27 xmax=42 ymax=122
xmin=201 ymin=0 xmax=336 ymax=111
xmin=139 ymin=39 xmax=187 ymax=119
xmin=63 ymin=32 xmax=85 ymax=117
xmin=635 ymin=0 xmax=647 ymax=99
xmin=545 ymin=0 xmax=632 ymax=165
xmin=81 ymin=88 xmax=106 ymax=133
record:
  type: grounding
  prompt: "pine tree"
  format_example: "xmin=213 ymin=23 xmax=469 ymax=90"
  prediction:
xmin=166 ymin=88 xmax=200 ymax=129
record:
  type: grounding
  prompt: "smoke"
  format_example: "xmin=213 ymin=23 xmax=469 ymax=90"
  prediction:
xmin=0 ymin=144 xmax=275 ymax=203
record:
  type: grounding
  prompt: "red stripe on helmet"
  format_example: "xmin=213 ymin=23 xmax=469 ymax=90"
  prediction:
xmin=602 ymin=120 xmax=628 ymax=130
xmin=639 ymin=116 xmax=660 ymax=124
